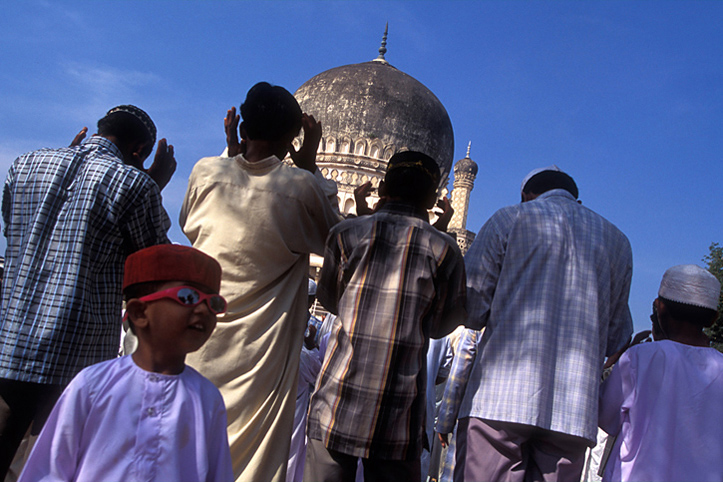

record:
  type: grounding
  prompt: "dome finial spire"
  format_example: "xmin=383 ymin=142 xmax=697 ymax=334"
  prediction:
xmin=374 ymin=23 xmax=389 ymax=64
xmin=466 ymin=141 xmax=471 ymax=158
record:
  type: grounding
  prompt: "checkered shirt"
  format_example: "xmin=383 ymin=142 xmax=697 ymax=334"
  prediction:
xmin=0 ymin=136 xmax=170 ymax=384
xmin=308 ymin=202 xmax=468 ymax=460
xmin=459 ymin=189 xmax=633 ymax=443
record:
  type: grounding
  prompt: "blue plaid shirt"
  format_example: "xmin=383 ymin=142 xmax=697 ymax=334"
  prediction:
xmin=458 ymin=190 xmax=633 ymax=442
xmin=0 ymin=136 xmax=170 ymax=384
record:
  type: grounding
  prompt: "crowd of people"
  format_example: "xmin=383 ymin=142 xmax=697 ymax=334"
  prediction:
xmin=0 ymin=82 xmax=721 ymax=482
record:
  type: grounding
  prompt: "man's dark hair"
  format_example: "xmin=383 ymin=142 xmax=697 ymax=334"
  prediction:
xmin=383 ymin=151 xmax=440 ymax=205
xmin=97 ymin=110 xmax=155 ymax=158
xmin=659 ymin=296 xmax=718 ymax=328
xmin=523 ymin=170 xmax=579 ymax=199
xmin=240 ymin=82 xmax=303 ymax=142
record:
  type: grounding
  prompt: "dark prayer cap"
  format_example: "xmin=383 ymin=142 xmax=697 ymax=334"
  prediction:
xmin=106 ymin=105 xmax=157 ymax=147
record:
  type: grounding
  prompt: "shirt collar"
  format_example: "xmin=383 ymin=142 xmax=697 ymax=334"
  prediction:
xmin=82 ymin=136 xmax=124 ymax=161
xmin=378 ymin=201 xmax=430 ymax=222
xmin=234 ymin=154 xmax=282 ymax=171
xmin=534 ymin=189 xmax=577 ymax=202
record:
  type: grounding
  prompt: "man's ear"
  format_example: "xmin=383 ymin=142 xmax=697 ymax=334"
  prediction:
xmin=125 ymin=299 xmax=150 ymax=329
xmin=378 ymin=180 xmax=388 ymax=197
xmin=126 ymin=140 xmax=152 ymax=169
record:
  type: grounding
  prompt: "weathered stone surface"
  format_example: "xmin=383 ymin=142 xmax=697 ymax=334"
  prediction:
xmin=294 ymin=61 xmax=455 ymax=176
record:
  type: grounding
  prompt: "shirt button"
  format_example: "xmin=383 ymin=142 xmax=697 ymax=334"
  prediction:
xmin=147 ymin=407 xmax=156 ymax=417
xmin=149 ymin=375 xmax=158 ymax=382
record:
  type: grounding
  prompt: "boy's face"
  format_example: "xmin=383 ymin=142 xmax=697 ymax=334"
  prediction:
xmin=142 ymin=281 xmax=219 ymax=355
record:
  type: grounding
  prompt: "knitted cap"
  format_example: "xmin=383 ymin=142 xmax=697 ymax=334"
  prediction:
xmin=106 ymin=105 xmax=157 ymax=146
xmin=124 ymin=245 xmax=222 ymax=293
xmin=658 ymin=264 xmax=721 ymax=310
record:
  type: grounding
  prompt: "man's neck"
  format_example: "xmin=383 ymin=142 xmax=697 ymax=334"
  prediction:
xmin=243 ymin=140 xmax=287 ymax=163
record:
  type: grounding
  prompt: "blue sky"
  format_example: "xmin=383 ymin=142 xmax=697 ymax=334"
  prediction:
xmin=1 ymin=1 xmax=721 ymax=333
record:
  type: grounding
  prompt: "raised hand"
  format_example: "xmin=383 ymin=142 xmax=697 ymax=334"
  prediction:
xmin=225 ymin=106 xmax=243 ymax=157
xmin=353 ymin=181 xmax=374 ymax=216
xmin=432 ymin=197 xmax=454 ymax=232
xmin=146 ymin=138 xmax=176 ymax=191
xmin=288 ymin=114 xmax=322 ymax=173
xmin=69 ymin=127 xmax=88 ymax=147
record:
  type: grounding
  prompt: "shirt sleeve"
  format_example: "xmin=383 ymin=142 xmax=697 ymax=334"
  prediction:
xmin=18 ymin=374 xmax=90 ymax=482
xmin=119 ymin=176 xmax=171 ymax=254
xmin=313 ymin=168 xmax=342 ymax=219
xmin=605 ymin=239 xmax=634 ymax=356
xmin=464 ymin=208 xmax=514 ymax=331
xmin=316 ymin=228 xmax=344 ymax=315
xmin=430 ymin=242 xmax=467 ymax=339
xmin=436 ymin=329 xmax=479 ymax=434
xmin=207 ymin=397 xmax=234 ymax=482
xmin=598 ymin=350 xmax=634 ymax=437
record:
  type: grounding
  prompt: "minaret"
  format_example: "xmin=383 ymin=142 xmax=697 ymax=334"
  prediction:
xmin=449 ymin=142 xmax=478 ymax=254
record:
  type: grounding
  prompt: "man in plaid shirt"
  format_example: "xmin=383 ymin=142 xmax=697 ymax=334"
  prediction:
xmin=0 ymin=105 xmax=174 ymax=478
xmin=305 ymin=151 xmax=471 ymax=482
xmin=449 ymin=166 xmax=633 ymax=482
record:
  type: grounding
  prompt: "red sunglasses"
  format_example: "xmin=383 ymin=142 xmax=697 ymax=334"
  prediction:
xmin=139 ymin=286 xmax=227 ymax=314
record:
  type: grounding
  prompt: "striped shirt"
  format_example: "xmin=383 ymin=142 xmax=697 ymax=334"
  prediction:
xmin=459 ymin=189 xmax=633 ymax=442
xmin=0 ymin=136 xmax=170 ymax=385
xmin=307 ymin=202 xmax=468 ymax=460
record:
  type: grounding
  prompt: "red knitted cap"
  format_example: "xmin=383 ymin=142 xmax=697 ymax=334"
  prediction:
xmin=124 ymin=244 xmax=222 ymax=293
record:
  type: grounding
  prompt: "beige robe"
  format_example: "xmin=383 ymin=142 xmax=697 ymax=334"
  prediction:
xmin=180 ymin=154 xmax=339 ymax=482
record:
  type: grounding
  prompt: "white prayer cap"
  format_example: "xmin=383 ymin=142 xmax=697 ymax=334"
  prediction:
xmin=308 ymin=278 xmax=317 ymax=297
xmin=658 ymin=264 xmax=721 ymax=310
xmin=520 ymin=165 xmax=561 ymax=195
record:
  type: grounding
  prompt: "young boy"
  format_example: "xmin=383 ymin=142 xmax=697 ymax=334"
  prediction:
xmin=18 ymin=244 xmax=234 ymax=482
xmin=304 ymin=151 xmax=468 ymax=482
xmin=599 ymin=264 xmax=723 ymax=482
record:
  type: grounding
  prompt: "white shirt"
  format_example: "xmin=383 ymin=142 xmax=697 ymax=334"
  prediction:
xmin=599 ymin=340 xmax=723 ymax=482
xmin=19 ymin=355 xmax=233 ymax=482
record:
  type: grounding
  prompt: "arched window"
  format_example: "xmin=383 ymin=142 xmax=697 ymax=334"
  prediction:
xmin=355 ymin=141 xmax=366 ymax=156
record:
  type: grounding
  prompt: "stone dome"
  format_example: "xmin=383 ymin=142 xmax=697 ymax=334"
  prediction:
xmin=294 ymin=60 xmax=455 ymax=178
xmin=454 ymin=156 xmax=478 ymax=177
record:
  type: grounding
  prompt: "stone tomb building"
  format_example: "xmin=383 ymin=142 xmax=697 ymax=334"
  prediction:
xmin=292 ymin=32 xmax=478 ymax=277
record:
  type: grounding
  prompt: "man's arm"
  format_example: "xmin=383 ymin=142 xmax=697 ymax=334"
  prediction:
xmin=431 ymin=245 xmax=467 ymax=339
xmin=598 ymin=350 xmax=633 ymax=437
xmin=435 ymin=329 xmax=480 ymax=445
xmin=606 ymin=239 xmax=634 ymax=356
xmin=463 ymin=209 xmax=513 ymax=331
xmin=288 ymin=114 xmax=322 ymax=174
xmin=120 ymin=178 xmax=171 ymax=254
xmin=316 ymin=230 xmax=344 ymax=315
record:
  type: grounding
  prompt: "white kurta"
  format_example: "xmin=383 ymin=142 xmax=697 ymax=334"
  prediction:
xmin=180 ymin=154 xmax=339 ymax=482
xmin=18 ymin=356 xmax=233 ymax=482
xmin=599 ymin=340 xmax=723 ymax=482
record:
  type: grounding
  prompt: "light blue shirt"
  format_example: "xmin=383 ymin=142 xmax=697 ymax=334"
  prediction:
xmin=459 ymin=189 xmax=633 ymax=442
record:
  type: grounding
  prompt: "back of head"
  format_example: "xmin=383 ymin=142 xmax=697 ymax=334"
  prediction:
xmin=658 ymin=264 xmax=721 ymax=328
xmin=522 ymin=167 xmax=578 ymax=199
xmin=383 ymin=151 xmax=440 ymax=206
xmin=240 ymin=82 xmax=303 ymax=142
xmin=97 ymin=105 xmax=156 ymax=156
